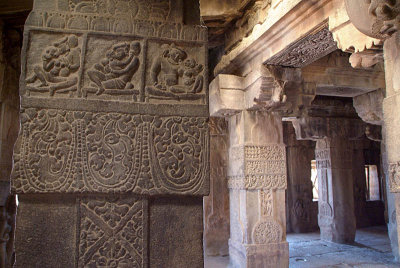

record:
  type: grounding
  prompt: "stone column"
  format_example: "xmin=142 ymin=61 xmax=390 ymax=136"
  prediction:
xmin=352 ymin=139 xmax=370 ymax=228
xmin=292 ymin=114 xmax=366 ymax=244
xmin=11 ymin=0 xmax=209 ymax=267
xmin=204 ymin=117 xmax=230 ymax=256
xmin=316 ymin=137 xmax=356 ymax=243
xmin=284 ymin=122 xmax=317 ymax=233
xmin=228 ymin=111 xmax=288 ymax=268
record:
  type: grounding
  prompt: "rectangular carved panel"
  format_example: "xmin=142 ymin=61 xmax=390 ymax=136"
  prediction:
xmin=228 ymin=145 xmax=287 ymax=190
xmin=78 ymin=196 xmax=146 ymax=267
xmin=12 ymin=109 xmax=209 ymax=195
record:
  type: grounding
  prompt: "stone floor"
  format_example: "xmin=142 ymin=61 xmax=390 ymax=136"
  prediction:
xmin=204 ymin=226 xmax=398 ymax=267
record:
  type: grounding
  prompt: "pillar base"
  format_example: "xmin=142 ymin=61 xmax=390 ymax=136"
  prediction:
xmin=229 ymin=240 xmax=289 ymax=268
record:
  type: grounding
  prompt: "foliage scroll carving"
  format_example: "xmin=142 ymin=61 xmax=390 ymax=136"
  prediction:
xmin=11 ymin=108 xmax=209 ymax=195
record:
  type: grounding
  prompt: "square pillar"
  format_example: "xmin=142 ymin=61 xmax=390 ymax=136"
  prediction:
xmin=227 ymin=111 xmax=288 ymax=268
xmin=316 ymin=138 xmax=356 ymax=243
xmin=11 ymin=0 xmax=209 ymax=267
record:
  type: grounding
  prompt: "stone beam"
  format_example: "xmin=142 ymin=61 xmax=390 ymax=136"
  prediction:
xmin=302 ymin=51 xmax=386 ymax=98
xmin=209 ymin=65 xmax=316 ymax=117
xmin=214 ymin=0 xmax=340 ymax=76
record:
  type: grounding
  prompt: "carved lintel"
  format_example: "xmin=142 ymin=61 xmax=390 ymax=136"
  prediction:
xmin=265 ymin=26 xmax=337 ymax=68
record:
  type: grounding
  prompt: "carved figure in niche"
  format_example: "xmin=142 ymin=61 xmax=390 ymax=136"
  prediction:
xmin=26 ymin=35 xmax=81 ymax=96
xmin=84 ymin=41 xmax=141 ymax=99
xmin=146 ymin=43 xmax=205 ymax=102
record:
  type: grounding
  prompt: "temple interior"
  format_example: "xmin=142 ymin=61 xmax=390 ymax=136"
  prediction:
xmin=0 ymin=0 xmax=400 ymax=267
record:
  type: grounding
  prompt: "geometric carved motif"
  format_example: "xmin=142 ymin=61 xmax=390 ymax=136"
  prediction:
xmin=228 ymin=145 xmax=287 ymax=190
xmin=389 ymin=162 xmax=400 ymax=193
xmin=11 ymin=109 xmax=209 ymax=195
xmin=79 ymin=196 xmax=145 ymax=267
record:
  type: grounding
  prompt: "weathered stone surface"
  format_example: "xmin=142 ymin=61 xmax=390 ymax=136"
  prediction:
xmin=15 ymin=196 xmax=77 ymax=267
xmin=204 ymin=117 xmax=230 ymax=256
xmin=316 ymin=138 xmax=356 ymax=243
xmin=284 ymin=122 xmax=318 ymax=234
xmin=149 ymin=196 xmax=203 ymax=268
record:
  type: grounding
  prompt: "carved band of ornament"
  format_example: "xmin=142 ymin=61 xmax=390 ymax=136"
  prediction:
xmin=227 ymin=175 xmax=287 ymax=190
xmin=265 ymin=26 xmax=337 ymax=68
xmin=389 ymin=162 xmax=400 ymax=192
xmin=316 ymin=160 xmax=331 ymax=169
xmin=11 ymin=109 xmax=209 ymax=195
xmin=25 ymin=11 xmax=207 ymax=42
xmin=79 ymin=196 xmax=145 ymax=267
xmin=245 ymin=160 xmax=286 ymax=175
xmin=229 ymin=145 xmax=286 ymax=161
xmin=315 ymin=149 xmax=330 ymax=160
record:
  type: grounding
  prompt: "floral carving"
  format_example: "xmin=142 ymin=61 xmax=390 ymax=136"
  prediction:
xmin=79 ymin=196 xmax=144 ymax=267
xmin=11 ymin=109 xmax=209 ymax=195
xmin=150 ymin=117 xmax=209 ymax=193
xmin=252 ymin=219 xmax=282 ymax=244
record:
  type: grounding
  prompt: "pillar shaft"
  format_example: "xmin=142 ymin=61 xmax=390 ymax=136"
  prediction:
xmin=228 ymin=110 xmax=288 ymax=268
xmin=284 ymin=122 xmax=317 ymax=233
xmin=204 ymin=117 xmax=230 ymax=256
xmin=316 ymin=138 xmax=356 ymax=243
xmin=11 ymin=0 xmax=209 ymax=266
xmin=383 ymin=34 xmax=400 ymax=260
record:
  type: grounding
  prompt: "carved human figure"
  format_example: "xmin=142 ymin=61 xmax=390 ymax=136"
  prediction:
xmin=147 ymin=43 xmax=204 ymax=100
xmin=87 ymin=41 xmax=141 ymax=95
xmin=25 ymin=35 xmax=81 ymax=96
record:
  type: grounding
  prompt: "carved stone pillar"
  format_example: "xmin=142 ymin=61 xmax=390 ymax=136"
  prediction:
xmin=345 ymin=0 xmax=400 ymax=259
xmin=11 ymin=0 xmax=209 ymax=267
xmin=228 ymin=111 xmax=288 ymax=268
xmin=283 ymin=122 xmax=317 ymax=233
xmin=292 ymin=113 xmax=366 ymax=244
xmin=204 ymin=117 xmax=230 ymax=256
xmin=316 ymin=137 xmax=356 ymax=243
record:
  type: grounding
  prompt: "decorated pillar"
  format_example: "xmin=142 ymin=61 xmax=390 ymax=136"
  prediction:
xmin=11 ymin=0 xmax=209 ymax=267
xmin=292 ymin=111 xmax=366 ymax=243
xmin=315 ymin=137 xmax=356 ymax=243
xmin=228 ymin=110 xmax=288 ymax=268
xmin=345 ymin=0 xmax=400 ymax=259
xmin=209 ymin=66 xmax=314 ymax=267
